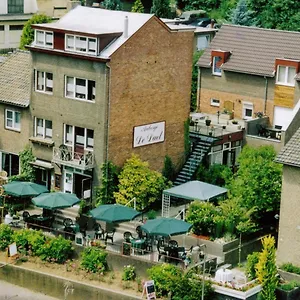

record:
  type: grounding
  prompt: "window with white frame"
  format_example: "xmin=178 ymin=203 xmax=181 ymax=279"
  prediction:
xmin=65 ymin=76 xmax=96 ymax=101
xmin=210 ymin=98 xmax=220 ymax=107
xmin=35 ymin=30 xmax=53 ymax=48
xmin=242 ymin=102 xmax=253 ymax=119
xmin=64 ymin=124 xmax=94 ymax=150
xmin=35 ymin=118 xmax=52 ymax=139
xmin=213 ymin=56 xmax=222 ymax=75
xmin=65 ymin=34 xmax=97 ymax=55
xmin=5 ymin=109 xmax=20 ymax=131
xmin=8 ymin=0 xmax=24 ymax=14
xmin=35 ymin=70 xmax=53 ymax=93
xmin=276 ymin=65 xmax=296 ymax=86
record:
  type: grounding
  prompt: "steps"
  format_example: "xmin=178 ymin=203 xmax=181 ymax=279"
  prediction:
xmin=174 ymin=135 xmax=215 ymax=186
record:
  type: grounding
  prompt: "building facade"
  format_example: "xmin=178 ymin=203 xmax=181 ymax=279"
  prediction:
xmin=27 ymin=6 xmax=193 ymax=202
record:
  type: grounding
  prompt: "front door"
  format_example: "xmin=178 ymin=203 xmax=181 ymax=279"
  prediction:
xmin=64 ymin=170 xmax=73 ymax=193
xmin=74 ymin=173 xmax=92 ymax=202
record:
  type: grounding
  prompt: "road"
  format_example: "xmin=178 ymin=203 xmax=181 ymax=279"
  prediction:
xmin=0 ymin=280 xmax=59 ymax=300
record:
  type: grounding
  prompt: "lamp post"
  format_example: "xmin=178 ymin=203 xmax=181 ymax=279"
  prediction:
xmin=201 ymin=244 xmax=207 ymax=300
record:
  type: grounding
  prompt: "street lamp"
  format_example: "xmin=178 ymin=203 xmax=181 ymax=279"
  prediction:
xmin=200 ymin=244 xmax=207 ymax=300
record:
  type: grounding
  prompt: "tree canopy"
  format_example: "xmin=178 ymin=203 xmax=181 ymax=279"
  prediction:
xmin=131 ymin=0 xmax=145 ymax=13
xmin=114 ymin=154 xmax=169 ymax=211
xmin=102 ymin=0 xmax=123 ymax=10
xmin=20 ymin=14 xmax=52 ymax=49
xmin=230 ymin=0 xmax=256 ymax=26
xmin=150 ymin=0 xmax=172 ymax=18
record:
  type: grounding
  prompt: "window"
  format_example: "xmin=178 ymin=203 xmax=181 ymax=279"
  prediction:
xmin=242 ymin=102 xmax=253 ymax=119
xmin=8 ymin=0 xmax=24 ymax=14
xmin=5 ymin=109 xmax=20 ymax=131
xmin=35 ymin=30 xmax=53 ymax=48
xmin=213 ymin=56 xmax=222 ymax=75
xmin=65 ymin=34 xmax=97 ymax=55
xmin=9 ymin=25 xmax=23 ymax=31
xmin=1 ymin=152 xmax=19 ymax=176
xmin=64 ymin=124 xmax=94 ymax=150
xmin=0 ymin=26 xmax=4 ymax=31
xmin=35 ymin=70 xmax=53 ymax=93
xmin=65 ymin=76 xmax=95 ymax=101
xmin=276 ymin=65 xmax=296 ymax=86
xmin=210 ymin=98 xmax=220 ymax=107
xmin=35 ymin=118 xmax=52 ymax=139
xmin=197 ymin=35 xmax=209 ymax=50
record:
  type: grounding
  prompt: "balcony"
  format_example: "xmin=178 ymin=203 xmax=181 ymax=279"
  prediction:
xmin=52 ymin=146 xmax=95 ymax=170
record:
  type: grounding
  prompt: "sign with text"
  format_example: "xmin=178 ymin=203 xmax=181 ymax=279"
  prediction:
xmin=133 ymin=121 xmax=165 ymax=148
xmin=143 ymin=280 xmax=156 ymax=300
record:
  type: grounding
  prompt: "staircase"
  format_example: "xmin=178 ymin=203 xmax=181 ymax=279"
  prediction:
xmin=174 ymin=134 xmax=216 ymax=186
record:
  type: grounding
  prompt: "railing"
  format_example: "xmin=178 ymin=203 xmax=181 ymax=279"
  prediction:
xmin=52 ymin=146 xmax=95 ymax=170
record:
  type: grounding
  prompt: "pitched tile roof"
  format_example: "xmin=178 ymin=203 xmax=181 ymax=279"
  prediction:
xmin=0 ymin=51 xmax=31 ymax=107
xmin=198 ymin=24 xmax=300 ymax=77
xmin=276 ymin=128 xmax=300 ymax=167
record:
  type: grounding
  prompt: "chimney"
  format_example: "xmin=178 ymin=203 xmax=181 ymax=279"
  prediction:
xmin=124 ymin=16 xmax=128 ymax=38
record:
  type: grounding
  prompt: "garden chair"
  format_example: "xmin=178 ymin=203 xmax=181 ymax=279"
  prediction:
xmin=157 ymin=239 xmax=167 ymax=261
xmin=136 ymin=225 xmax=145 ymax=239
xmin=105 ymin=229 xmax=115 ymax=245
xmin=22 ymin=211 xmax=30 ymax=222
xmin=63 ymin=218 xmax=74 ymax=227
xmin=94 ymin=223 xmax=104 ymax=240
xmin=123 ymin=231 xmax=134 ymax=243
xmin=169 ymin=240 xmax=178 ymax=248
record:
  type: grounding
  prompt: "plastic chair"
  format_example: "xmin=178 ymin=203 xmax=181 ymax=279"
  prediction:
xmin=169 ymin=240 xmax=178 ymax=248
xmin=94 ymin=223 xmax=104 ymax=240
xmin=105 ymin=229 xmax=115 ymax=245
xmin=22 ymin=211 xmax=30 ymax=221
xmin=123 ymin=231 xmax=133 ymax=243
xmin=63 ymin=218 xmax=74 ymax=227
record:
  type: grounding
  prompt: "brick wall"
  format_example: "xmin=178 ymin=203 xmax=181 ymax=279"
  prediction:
xmin=108 ymin=17 xmax=194 ymax=171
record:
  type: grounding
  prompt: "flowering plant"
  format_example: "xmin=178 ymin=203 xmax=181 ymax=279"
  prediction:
xmin=122 ymin=265 xmax=136 ymax=281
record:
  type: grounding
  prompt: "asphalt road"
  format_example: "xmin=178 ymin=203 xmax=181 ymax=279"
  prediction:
xmin=0 ymin=280 xmax=59 ymax=300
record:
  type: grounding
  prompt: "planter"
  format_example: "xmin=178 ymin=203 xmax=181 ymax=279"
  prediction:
xmin=206 ymin=119 xmax=212 ymax=126
xmin=276 ymin=287 xmax=300 ymax=300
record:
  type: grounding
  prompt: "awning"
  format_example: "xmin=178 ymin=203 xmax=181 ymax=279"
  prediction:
xmin=30 ymin=159 xmax=54 ymax=170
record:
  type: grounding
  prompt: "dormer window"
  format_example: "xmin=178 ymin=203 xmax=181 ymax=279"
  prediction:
xmin=65 ymin=34 xmax=97 ymax=55
xmin=35 ymin=30 xmax=53 ymax=48
xmin=276 ymin=65 xmax=296 ymax=87
xmin=213 ymin=56 xmax=222 ymax=76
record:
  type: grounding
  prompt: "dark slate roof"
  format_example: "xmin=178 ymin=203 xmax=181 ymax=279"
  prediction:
xmin=276 ymin=128 xmax=300 ymax=167
xmin=198 ymin=24 xmax=300 ymax=77
xmin=0 ymin=51 xmax=31 ymax=107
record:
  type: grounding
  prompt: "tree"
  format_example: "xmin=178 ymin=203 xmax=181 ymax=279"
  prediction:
xmin=256 ymin=235 xmax=278 ymax=300
xmin=150 ymin=0 xmax=171 ymax=18
xmin=229 ymin=145 xmax=282 ymax=223
xmin=114 ymin=154 xmax=168 ymax=211
xmin=176 ymin=0 xmax=222 ymax=12
xmin=162 ymin=155 xmax=175 ymax=182
xmin=131 ymin=0 xmax=145 ymax=12
xmin=102 ymin=0 xmax=123 ymax=10
xmin=190 ymin=51 xmax=204 ymax=112
xmin=20 ymin=14 xmax=52 ymax=50
xmin=95 ymin=161 xmax=119 ymax=206
xmin=230 ymin=0 xmax=256 ymax=26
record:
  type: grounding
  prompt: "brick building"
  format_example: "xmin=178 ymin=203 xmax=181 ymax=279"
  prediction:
xmin=27 ymin=6 xmax=194 ymax=202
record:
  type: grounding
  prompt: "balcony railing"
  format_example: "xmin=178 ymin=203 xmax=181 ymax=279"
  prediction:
xmin=52 ymin=146 xmax=95 ymax=170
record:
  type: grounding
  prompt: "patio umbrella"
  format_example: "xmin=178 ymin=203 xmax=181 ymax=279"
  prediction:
xmin=31 ymin=192 xmax=81 ymax=210
xmin=89 ymin=204 xmax=141 ymax=223
xmin=3 ymin=181 xmax=49 ymax=197
xmin=140 ymin=218 xmax=192 ymax=237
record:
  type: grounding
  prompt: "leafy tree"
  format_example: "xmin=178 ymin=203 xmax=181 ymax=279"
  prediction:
xmin=102 ymin=0 xmax=123 ymax=10
xmin=95 ymin=161 xmax=119 ymax=206
xmin=150 ymin=0 xmax=171 ymax=18
xmin=114 ymin=154 xmax=168 ymax=211
xmin=177 ymin=0 xmax=222 ymax=11
xmin=256 ymin=235 xmax=278 ymax=300
xmin=229 ymin=145 xmax=282 ymax=223
xmin=162 ymin=155 xmax=175 ymax=182
xmin=230 ymin=0 xmax=256 ymax=26
xmin=190 ymin=51 xmax=203 ymax=112
xmin=131 ymin=0 xmax=145 ymax=12
xmin=20 ymin=14 xmax=52 ymax=49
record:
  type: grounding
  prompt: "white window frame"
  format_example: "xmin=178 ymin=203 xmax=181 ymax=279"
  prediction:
xmin=5 ymin=109 xmax=20 ymax=131
xmin=65 ymin=76 xmax=96 ymax=102
xmin=210 ymin=98 xmax=220 ymax=107
xmin=242 ymin=102 xmax=253 ymax=120
xmin=34 ymin=30 xmax=53 ymax=48
xmin=63 ymin=124 xmax=94 ymax=151
xmin=34 ymin=117 xmax=52 ymax=139
xmin=276 ymin=65 xmax=296 ymax=87
xmin=35 ymin=70 xmax=53 ymax=94
xmin=212 ymin=56 xmax=222 ymax=76
xmin=65 ymin=34 xmax=97 ymax=55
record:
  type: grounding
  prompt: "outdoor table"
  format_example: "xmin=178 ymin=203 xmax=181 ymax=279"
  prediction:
xmin=215 ymin=268 xmax=233 ymax=283
xmin=131 ymin=239 xmax=145 ymax=254
xmin=27 ymin=214 xmax=52 ymax=228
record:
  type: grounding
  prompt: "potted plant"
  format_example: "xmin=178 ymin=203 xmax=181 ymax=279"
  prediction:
xmin=232 ymin=120 xmax=238 ymax=125
xmin=206 ymin=117 xmax=212 ymax=126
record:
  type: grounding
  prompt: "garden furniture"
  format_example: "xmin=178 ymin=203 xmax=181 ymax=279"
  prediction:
xmin=123 ymin=231 xmax=134 ymax=243
xmin=94 ymin=223 xmax=104 ymax=240
xmin=104 ymin=229 xmax=115 ymax=244
xmin=130 ymin=238 xmax=146 ymax=255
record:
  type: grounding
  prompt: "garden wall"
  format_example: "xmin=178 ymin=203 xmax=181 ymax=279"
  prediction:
xmin=0 ymin=263 xmax=141 ymax=300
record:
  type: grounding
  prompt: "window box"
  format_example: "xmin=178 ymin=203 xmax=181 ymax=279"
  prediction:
xmin=29 ymin=137 xmax=54 ymax=147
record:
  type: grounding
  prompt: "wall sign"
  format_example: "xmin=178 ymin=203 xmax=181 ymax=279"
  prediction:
xmin=133 ymin=121 xmax=165 ymax=148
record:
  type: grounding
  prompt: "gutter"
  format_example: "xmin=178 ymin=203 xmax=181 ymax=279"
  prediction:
xmin=264 ymin=76 xmax=268 ymax=115
xmin=196 ymin=66 xmax=201 ymax=111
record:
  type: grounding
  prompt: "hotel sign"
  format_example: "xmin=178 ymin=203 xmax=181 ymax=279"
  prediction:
xmin=133 ymin=121 xmax=165 ymax=148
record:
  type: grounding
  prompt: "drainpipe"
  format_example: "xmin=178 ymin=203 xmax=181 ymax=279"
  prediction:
xmin=264 ymin=76 xmax=268 ymax=115
xmin=196 ymin=66 xmax=201 ymax=112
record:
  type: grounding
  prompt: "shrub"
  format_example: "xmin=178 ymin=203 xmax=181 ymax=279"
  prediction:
xmin=37 ymin=235 xmax=73 ymax=264
xmin=81 ymin=247 xmax=108 ymax=274
xmin=246 ymin=252 xmax=260 ymax=280
xmin=0 ymin=224 xmax=13 ymax=251
xmin=279 ymin=280 xmax=300 ymax=291
xmin=281 ymin=263 xmax=300 ymax=275
xmin=122 ymin=265 xmax=136 ymax=281
xmin=147 ymin=210 xmax=157 ymax=220
xmin=147 ymin=263 xmax=182 ymax=297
